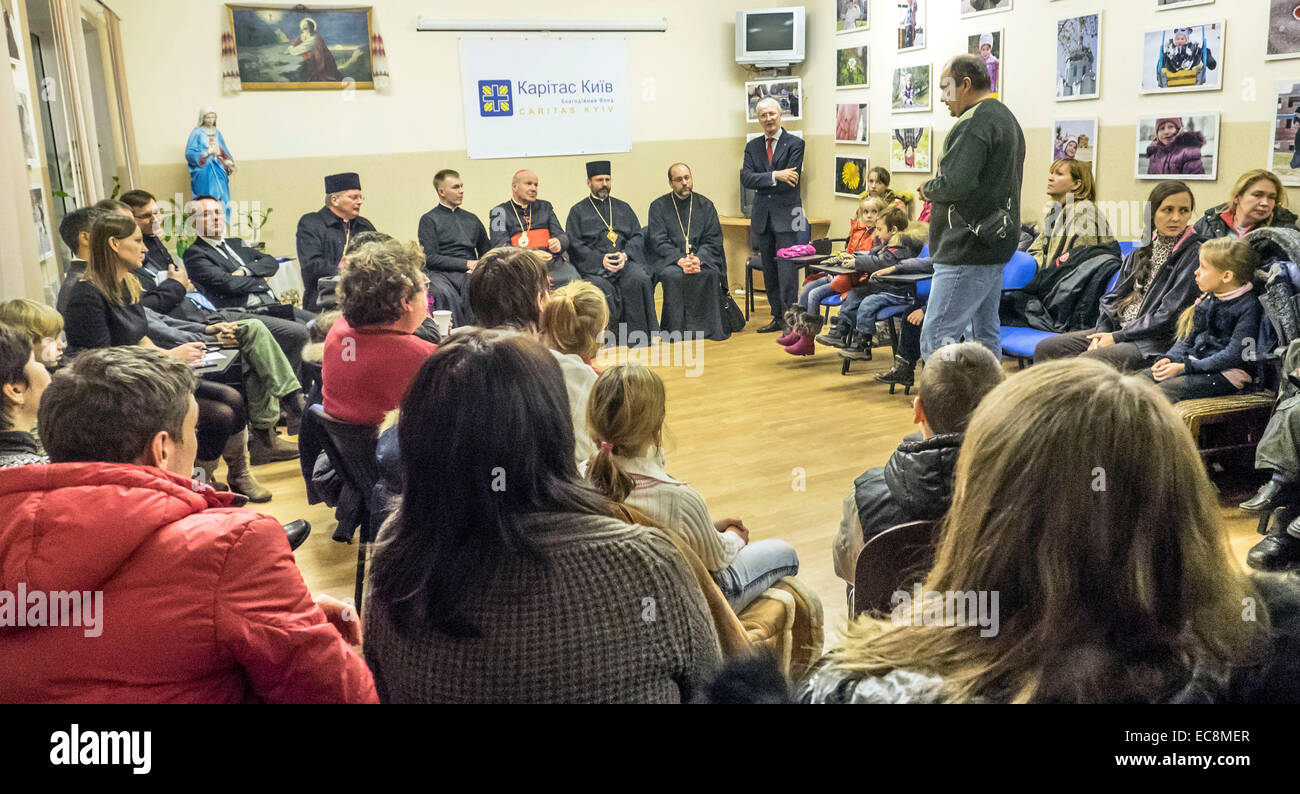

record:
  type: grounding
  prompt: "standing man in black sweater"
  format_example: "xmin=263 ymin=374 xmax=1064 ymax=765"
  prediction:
xmin=741 ymin=98 xmax=805 ymax=333
xmin=918 ymin=54 xmax=1025 ymax=359
xmin=417 ymin=169 xmax=489 ymax=327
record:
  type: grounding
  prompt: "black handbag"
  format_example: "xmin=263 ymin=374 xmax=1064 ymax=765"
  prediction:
xmin=949 ymin=201 xmax=1015 ymax=248
xmin=721 ymin=280 xmax=746 ymax=333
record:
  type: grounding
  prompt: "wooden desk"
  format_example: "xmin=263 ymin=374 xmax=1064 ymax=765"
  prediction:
xmin=719 ymin=216 xmax=831 ymax=294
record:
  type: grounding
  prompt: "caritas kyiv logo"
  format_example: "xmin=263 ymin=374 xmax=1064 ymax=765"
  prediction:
xmin=479 ymin=80 xmax=513 ymax=117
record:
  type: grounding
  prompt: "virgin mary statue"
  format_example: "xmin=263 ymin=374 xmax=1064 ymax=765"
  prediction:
xmin=185 ymin=108 xmax=235 ymax=207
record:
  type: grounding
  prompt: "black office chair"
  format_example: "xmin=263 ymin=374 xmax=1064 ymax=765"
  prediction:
xmin=852 ymin=520 xmax=942 ymax=618
xmin=309 ymin=404 xmax=381 ymax=611
xmin=299 ymin=359 xmax=323 ymax=403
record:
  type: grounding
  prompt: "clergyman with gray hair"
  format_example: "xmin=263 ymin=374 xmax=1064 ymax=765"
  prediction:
xmin=741 ymin=96 xmax=806 ymax=333
xmin=916 ymin=54 xmax=1025 ymax=359
xmin=295 ymin=172 xmax=378 ymax=312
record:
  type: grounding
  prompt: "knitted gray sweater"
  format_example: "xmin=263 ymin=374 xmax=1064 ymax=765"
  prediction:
xmin=363 ymin=514 xmax=723 ymax=703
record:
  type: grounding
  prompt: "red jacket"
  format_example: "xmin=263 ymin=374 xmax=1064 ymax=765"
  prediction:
xmin=0 ymin=463 xmax=378 ymax=703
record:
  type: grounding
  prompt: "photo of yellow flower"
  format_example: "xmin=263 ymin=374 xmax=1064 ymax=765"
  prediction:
xmin=834 ymin=155 xmax=868 ymax=197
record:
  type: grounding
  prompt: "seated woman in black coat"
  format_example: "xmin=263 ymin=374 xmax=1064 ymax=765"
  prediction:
xmin=1034 ymin=181 xmax=1203 ymax=372
xmin=61 ymin=214 xmax=270 ymax=502
xmin=1194 ymin=169 xmax=1296 ymax=241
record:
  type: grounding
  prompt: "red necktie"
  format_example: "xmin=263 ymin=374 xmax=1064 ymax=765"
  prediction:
xmin=766 ymin=137 xmax=775 ymax=167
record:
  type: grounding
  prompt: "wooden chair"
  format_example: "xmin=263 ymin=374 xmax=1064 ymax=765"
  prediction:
xmin=852 ymin=520 xmax=942 ymax=618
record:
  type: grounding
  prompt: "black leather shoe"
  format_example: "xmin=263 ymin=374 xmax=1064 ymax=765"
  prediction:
xmin=756 ymin=320 xmax=784 ymax=333
xmin=1240 ymin=479 xmax=1298 ymax=513
xmin=1247 ymin=534 xmax=1300 ymax=572
xmin=284 ymin=519 xmax=311 ymax=551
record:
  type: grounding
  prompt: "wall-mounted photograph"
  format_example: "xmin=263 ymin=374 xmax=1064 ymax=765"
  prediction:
xmin=226 ymin=4 xmax=375 ymax=90
xmin=15 ymin=85 xmax=39 ymax=167
xmin=1057 ymin=13 xmax=1100 ymax=101
xmin=835 ymin=103 xmax=869 ymax=145
xmin=961 ymin=0 xmax=1012 ymax=18
xmin=1135 ymin=113 xmax=1220 ymax=180
xmin=967 ymin=30 xmax=1003 ymax=100
xmin=1140 ymin=21 xmax=1224 ymax=94
xmin=891 ymin=127 xmax=932 ymax=173
xmin=746 ymin=78 xmax=802 ymax=122
xmin=1267 ymin=0 xmax=1300 ymax=60
xmin=836 ymin=0 xmax=869 ymax=34
xmin=1272 ymin=79 xmax=1300 ymax=185
xmin=892 ymin=63 xmax=931 ymax=113
xmin=30 ymin=186 xmax=53 ymax=261
xmin=1158 ymin=0 xmax=1215 ymax=9
xmin=898 ymin=0 xmax=926 ymax=53
xmin=834 ymin=155 xmax=870 ymax=198
xmin=836 ymin=44 xmax=868 ymax=89
xmin=1053 ymin=118 xmax=1098 ymax=172
xmin=5 ymin=8 xmax=20 ymax=61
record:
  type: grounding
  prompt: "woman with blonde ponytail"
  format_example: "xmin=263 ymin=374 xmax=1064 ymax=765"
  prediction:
xmin=583 ymin=364 xmax=800 ymax=610
xmin=1142 ymin=236 xmax=1262 ymax=403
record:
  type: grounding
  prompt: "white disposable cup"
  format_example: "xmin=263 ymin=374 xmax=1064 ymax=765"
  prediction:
xmin=432 ymin=310 xmax=453 ymax=337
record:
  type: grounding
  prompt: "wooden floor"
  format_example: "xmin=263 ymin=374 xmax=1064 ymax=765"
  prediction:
xmin=246 ymin=297 xmax=1269 ymax=646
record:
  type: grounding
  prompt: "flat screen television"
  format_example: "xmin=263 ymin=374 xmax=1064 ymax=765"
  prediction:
xmin=735 ymin=7 xmax=805 ymax=68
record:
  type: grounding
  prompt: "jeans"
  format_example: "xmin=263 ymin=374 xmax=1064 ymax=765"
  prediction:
xmin=1032 ymin=329 xmax=1151 ymax=372
xmin=835 ymin=288 xmax=870 ymax=333
xmin=799 ymin=278 xmax=838 ymax=313
xmin=713 ymin=539 xmax=801 ymax=612
xmin=1140 ymin=370 xmax=1240 ymax=403
xmin=919 ymin=263 xmax=1006 ymax=360
xmin=853 ymin=293 xmax=912 ymax=335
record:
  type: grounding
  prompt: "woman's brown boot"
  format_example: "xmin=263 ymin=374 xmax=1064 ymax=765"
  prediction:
xmin=223 ymin=429 xmax=272 ymax=503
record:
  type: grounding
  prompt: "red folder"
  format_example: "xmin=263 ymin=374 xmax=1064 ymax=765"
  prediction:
xmin=512 ymin=230 xmax=551 ymax=250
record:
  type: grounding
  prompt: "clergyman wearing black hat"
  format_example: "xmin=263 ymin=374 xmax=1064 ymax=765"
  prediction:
xmin=295 ymin=172 xmax=378 ymax=312
xmin=564 ymin=160 xmax=660 ymax=345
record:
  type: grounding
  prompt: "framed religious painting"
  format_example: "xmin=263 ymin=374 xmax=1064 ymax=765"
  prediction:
xmin=226 ymin=4 xmax=375 ymax=90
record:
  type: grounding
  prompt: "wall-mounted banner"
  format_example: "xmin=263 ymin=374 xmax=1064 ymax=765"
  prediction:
xmin=459 ymin=36 xmax=631 ymax=160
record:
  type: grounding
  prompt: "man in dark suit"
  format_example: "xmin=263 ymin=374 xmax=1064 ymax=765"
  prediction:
xmin=741 ymin=97 xmax=805 ymax=332
xmin=182 ymin=196 xmax=313 ymax=376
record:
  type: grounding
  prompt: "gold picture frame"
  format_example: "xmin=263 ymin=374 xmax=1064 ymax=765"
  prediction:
xmin=226 ymin=4 xmax=375 ymax=91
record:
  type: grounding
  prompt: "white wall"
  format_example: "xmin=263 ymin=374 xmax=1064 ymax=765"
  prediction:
xmin=122 ymin=0 xmax=797 ymax=159
xmin=115 ymin=0 xmax=822 ymax=253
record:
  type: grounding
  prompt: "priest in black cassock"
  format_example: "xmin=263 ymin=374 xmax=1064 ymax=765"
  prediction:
xmin=417 ymin=169 xmax=489 ymax=326
xmin=565 ymin=161 xmax=659 ymax=344
xmin=295 ymin=172 xmax=377 ymax=311
xmin=647 ymin=163 xmax=729 ymax=341
xmin=487 ymin=169 xmax=578 ymax=287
